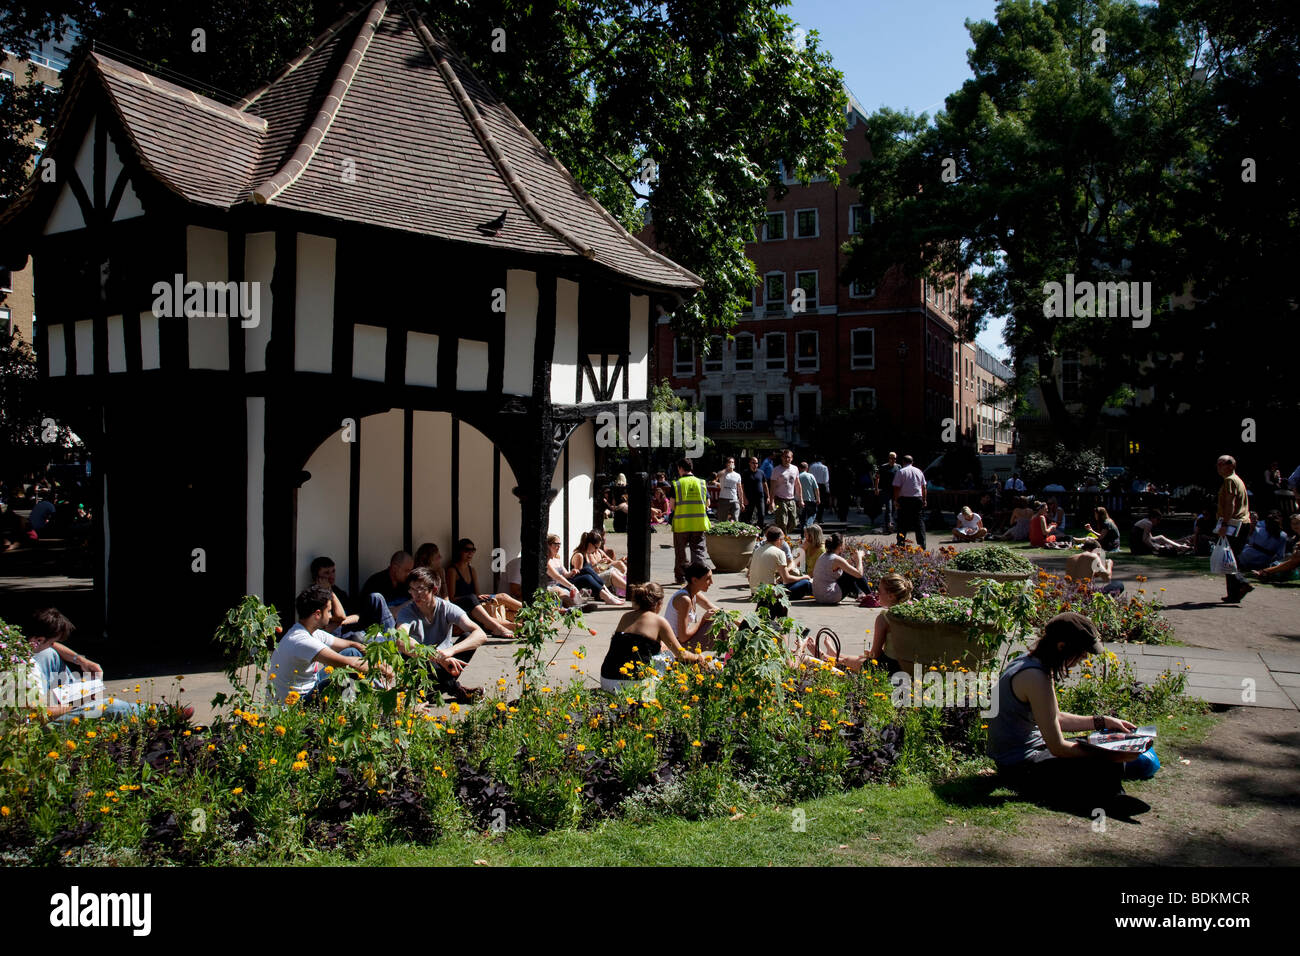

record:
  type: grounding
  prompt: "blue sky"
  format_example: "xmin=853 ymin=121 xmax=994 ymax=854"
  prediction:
xmin=786 ymin=0 xmax=1008 ymax=358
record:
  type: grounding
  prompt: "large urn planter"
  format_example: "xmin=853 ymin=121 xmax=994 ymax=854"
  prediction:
xmin=704 ymin=521 xmax=761 ymax=573
xmin=883 ymin=613 xmax=998 ymax=674
xmin=942 ymin=568 xmax=1033 ymax=598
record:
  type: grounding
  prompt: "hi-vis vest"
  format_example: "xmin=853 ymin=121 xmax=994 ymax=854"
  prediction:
xmin=671 ymin=476 xmax=711 ymax=533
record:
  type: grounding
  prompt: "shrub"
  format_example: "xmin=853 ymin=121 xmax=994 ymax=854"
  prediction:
xmin=707 ymin=520 xmax=761 ymax=537
xmin=947 ymin=545 xmax=1034 ymax=574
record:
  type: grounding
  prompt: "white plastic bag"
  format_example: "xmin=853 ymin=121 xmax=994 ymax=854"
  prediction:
xmin=1210 ymin=538 xmax=1238 ymax=575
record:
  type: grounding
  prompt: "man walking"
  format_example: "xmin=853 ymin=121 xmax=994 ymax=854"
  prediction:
xmin=878 ymin=452 xmax=900 ymax=531
xmin=797 ymin=461 xmax=821 ymax=531
xmin=668 ymin=457 xmax=711 ymax=583
xmin=768 ymin=449 xmax=802 ymax=538
xmin=713 ymin=457 xmax=745 ymax=522
xmin=1214 ymin=454 xmax=1254 ymax=603
xmin=740 ymin=455 xmax=766 ymax=527
xmin=893 ymin=454 xmax=928 ymax=549
xmin=809 ymin=455 xmax=830 ymax=524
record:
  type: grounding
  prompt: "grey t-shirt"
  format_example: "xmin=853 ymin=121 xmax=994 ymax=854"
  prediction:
xmin=394 ymin=597 xmax=471 ymax=652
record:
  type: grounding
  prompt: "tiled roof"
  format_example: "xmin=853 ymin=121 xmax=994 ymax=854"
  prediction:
xmin=8 ymin=0 xmax=701 ymax=291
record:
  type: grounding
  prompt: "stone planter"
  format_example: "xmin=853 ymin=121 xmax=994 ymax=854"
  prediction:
xmin=883 ymin=613 xmax=998 ymax=674
xmin=942 ymin=568 xmax=1033 ymax=598
xmin=706 ymin=533 xmax=758 ymax=573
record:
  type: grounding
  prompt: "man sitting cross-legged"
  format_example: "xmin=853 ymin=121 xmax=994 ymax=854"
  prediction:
xmin=267 ymin=585 xmax=384 ymax=704
xmin=394 ymin=566 xmax=489 ymax=705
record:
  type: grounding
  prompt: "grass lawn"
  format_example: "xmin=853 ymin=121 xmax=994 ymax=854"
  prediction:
xmin=327 ymin=713 xmax=1218 ymax=868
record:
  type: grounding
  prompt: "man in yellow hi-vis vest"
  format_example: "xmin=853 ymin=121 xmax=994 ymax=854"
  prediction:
xmin=668 ymin=457 xmax=711 ymax=583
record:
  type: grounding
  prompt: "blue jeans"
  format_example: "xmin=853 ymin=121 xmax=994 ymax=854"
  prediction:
xmin=32 ymin=647 xmax=142 ymax=721
xmin=340 ymin=592 xmax=395 ymax=640
xmin=306 ymin=646 xmax=363 ymax=699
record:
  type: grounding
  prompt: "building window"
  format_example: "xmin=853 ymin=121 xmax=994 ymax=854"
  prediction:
xmin=674 ymin=338 xmax=694 ymax=377
xmin=736 ymin=394 xmax=754 ymax=422
xmin=848 ymin=204 xmax=864 ymax=235
xmin=794 ymin=271 xmax=818 ymax=311
xmin=0 ymin=70 xmax=13 ymax=83
xmin=850 ymin=388 xmax=876 ymax=411
xmin=795 ymin=208 xmax=818 ymax=238
xmin=735 ymin=333 xmax=754 ymax=371
xmin=1061 ymin=350 xmax=1082 ymax=402
xmin=765 ymin=332 xmax=786 ymax=370
xmin=0 ymin=267 xmax=11 ymax=293
xmin=795 ymin=331 xmax=819 ymax=371
xmin=704 ymin=394 xmax=723 ymax=421
xmin=0 ymin=308 xmax=10 ymax=337
xmin=763 ymin=211 xmax=786 ymax=241
xmin=703 ymin=335 xmax=724 ymax=372
xmin=850 ymin=328 xmax=874 ymax=369
xmin=849 ymin=279 xmax=874 ymax=298
xmin=764 ymin=273 xmax=786 ymax=313
xmin=766 ymin=393 xmax=785 ymax=422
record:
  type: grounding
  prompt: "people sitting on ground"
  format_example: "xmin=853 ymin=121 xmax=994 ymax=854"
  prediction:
xmin=987 ymin=612 xmax=1155 ymax=813
xmin=1065 ymin=540 xmax=1124 ymax=596
xmin=546 ymin=533 xmax=622 ymax=606
xmin=445 ymin=538 xmax=522 ymax=636
xmin=996 ymin=497 xmax=1034 ymax=541
xmin=812 ymin=533 xmax=869 ymax=604
xmin=311 ymin=555 xmax=351 ymax=610
xmin=801 ymin=524 xmax=826 ymax=577
xmin=1078 ymin=507 xmax=1121 ymax=551
xmin=267 ymin=586 xmax=385 ymax=705
xmin=413 ymin=542 xmax=447 ymax=595
xmin=394 ymin=566 xmax=489 ymax=704
xmin=1129 ymin=509 xmax=1192 ymax=556
xmin=599 ymin=581 xmax=707 ymax=693
xmin=311 ymin=555 xmax=394 ymax=637
xmin=1190 ymin=500 xmax=1218 ymax=557
xmin=1046 ymin=497 xmax=1065 ymax=531
xmin=1264 ymin=461 xmax=1284 ymax=489
xmin=572 ymin=530 xmax=628 ymax=597
xmin=1030 ymin=501 xmax=1068 ymax=548
xmin=805 ymin=573 xmax=914 ymax=673
xmin=748 ymin=525 xmax=813 ymax=600
xmin=1239 ymin=510 xmax=1288 ymax=572
xmin=28 ymin=493 xmax=56 ymax=538
xmin=3 ymin=608 xmax=162 ymax=721
xmin=1251 ymin=515 xmax=1300 ymax=583
xmin=670 ymin=562 xmax=722 ymax=652
xmin=952 ymin=505 xmax=987 ymax=542
xmin=362 ymin=551 xmax=415 ymax=608
xmin=651 ymin=485 xmax=672 ymax=524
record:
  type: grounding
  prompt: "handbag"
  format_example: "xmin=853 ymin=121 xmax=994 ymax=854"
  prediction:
xmin=1210 ymin=537 xmax=1238 ymax=575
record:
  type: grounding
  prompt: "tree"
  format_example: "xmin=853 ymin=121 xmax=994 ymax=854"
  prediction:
xmin=0 ymin=329 xmax=79 ymax=479
xmin=843 ymin=0 xmax=1273 ymax=448
xmin=0 ymin=0 xmax=848 ymax=339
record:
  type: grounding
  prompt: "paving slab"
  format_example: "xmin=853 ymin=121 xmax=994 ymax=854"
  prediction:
xmin=1270 ymin=670 xmax=1300 ymax=689
xmin=1138 ymin=644 xmax=1266 ymax=661
xmin=1260 ymin=653 xmax=1300 ymax=674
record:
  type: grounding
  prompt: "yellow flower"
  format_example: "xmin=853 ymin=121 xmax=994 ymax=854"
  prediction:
xmin=232 ymin=787 xmax=244 ymax=795
xmin=576 ymin=744 xmax=586 ymax=752
xmin=284 ymin=691 xmax=301 ymax=706
xmin=324 ymin=666 xmax=334 ymax=674
xmin=0 ymin=807 xmax=9 ymax=817
xmin=616 ymin=739 xmax=626 ymax=750
xmin=85 ymin=730 xmax=97 ymax=739
xmin=268 ymin=758 xmax=278 ymax=765
xmin=496 ymin=702 xmax=507 ymax=712
xmin=691 ymin=740 xmax=702 ymax=747
xmin=65 ymin=740 xmax=76 ymax=750
xmin=291 ymin=760 xmax=308 ymax=771
xmin=274 ymin=725 xmax=286 ymax=736
xmin=206 ymin=744 xmax=216 ymax=752
xmin=328 ymin=755 xmax=336 ymax=763
xmin=449 ymin=703 xmax=460 ymax=714
xmin=99 ymin=806 xmax=110 ymax=813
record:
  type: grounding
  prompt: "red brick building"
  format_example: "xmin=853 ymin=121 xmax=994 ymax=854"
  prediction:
xmin=646 ymin=94 xmax=980 ymax=452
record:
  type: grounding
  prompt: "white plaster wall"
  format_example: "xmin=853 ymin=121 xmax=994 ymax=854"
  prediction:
xmin=411 ymin=410 xmax=453 ymax=559
xmin=457 ymin=420 xmax=496 ymax=587
xmin=550 ymin=278 xmax=579 ymax=402
xmin=405 ymin=332 xmax=438 ymax=387
xmin=140 ymin=314 xmax=160 ymax=370
xmin=186 ymin=225 xmax=231 ymax=370
xmin=628 ymin=294 xmax=650 ymax=400
xmin=497 ymin=456 xmax=522 ymax=591
xmin=352 ymin=324 xmax=387 ymax=382
xmin=502 ymin=269 xmax=537 ymax=395
xmin=357 ymin=409 xmax=404 ymax=581
xmin=246 ymin=396 xmax=266 ymax=595
xmin=458 ymin=339 xmax=489 ymax=391
xmin=113 ymin=179 xmax=145 ymax=221
xmin=107 ymin=314 xmax=126 ymax=372
xmin=296 ymin=419 xmax=351 ymax=592
xmin=74 ymin=320 xmax=93 ymax=374
xmin=47 ymin=325 xmax=66 ymax=376
xmin=295 ymin=233 xmax=335 ymax=374
xmin=44 ymin=119 xmax=95 ymax=235
xmin=566 ymin=421 xmax=596 ymax=553
xmin=244 ymin=232 xmax=275 ymax=373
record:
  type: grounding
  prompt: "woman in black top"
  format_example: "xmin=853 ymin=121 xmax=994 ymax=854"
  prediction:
xmin=445 ymin=538 xmax=521 ymax=638
xmin=599 ymin=581 xmax=705 ymax=692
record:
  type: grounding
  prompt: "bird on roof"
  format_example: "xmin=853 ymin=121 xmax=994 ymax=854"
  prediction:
xmin=477 ymin=210 xmax=507 ymax=236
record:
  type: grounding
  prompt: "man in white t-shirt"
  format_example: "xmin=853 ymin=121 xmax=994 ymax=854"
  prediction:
xmin=892 ymin=455 xmax=928 ymax=548
xmin=394 ymin=566 xmax=488 ymax=703
xmin=952 ymin=506 xmax=987 ymax=541
xmin=712 ymin=457 xmax=746 ymax=522
xmin=267 ymin=585 xmax=376 ymax=703
xmin=747 ymin=526 xmax=812 ymax=599
xmin=767 ymin=449 xmax=802 ymax=537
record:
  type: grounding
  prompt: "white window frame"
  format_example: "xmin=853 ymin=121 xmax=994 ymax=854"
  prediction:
xmin=795 ymin=330 xmax=819 ymax=372
xmin=734 ymin=332 xmax=755 ymax=371
xmin=794 ymin=207 xmax=819 ymax=239
xmin=764 ymin=272 xmax=786 ymax=313
xmin=850 ymin=328 xmax=875 ymax=370
xmin=673 ymin=337 xmax=694 ymax=377
xmin=850 ymin=388 xmax=876 ymax=411
xmin=764 ymin=332 xmax=787 ymax=371
xmin=794 ymin=270 xmax=818 ymax=311
xmin=763 ymin=211 xmax=786 ymax=242
xmin=849 ymin=279 xmax=875 ymax=298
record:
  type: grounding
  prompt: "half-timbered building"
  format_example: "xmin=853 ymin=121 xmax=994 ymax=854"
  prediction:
xmin=0 ymin=0 xmax=700 ymax=642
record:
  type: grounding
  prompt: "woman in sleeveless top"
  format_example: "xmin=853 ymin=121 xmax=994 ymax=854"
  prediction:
xmin=571 ymin=530 xmax=627 ymax=597
xmin=804 ymin=573 xmax=912 ymax=672
xmin=800 ymin=524 xmax=825 ymax=577
xmin=444 ymin=538 xmax=521 ymax=638
xmin=547 ymin=534 xmax=622 ymax=606
xmin=670 ymin=562 xmax=721 ymax=651
xmin=812 ymin=533 xmax=867 ymax=604
xmin=1002 ymin=497 xmax=1033 ymax=541
xmin=599 ymin=581 xmax=706 ymax=693
xmin=988 ymin=612 xmax=1154 ymax=810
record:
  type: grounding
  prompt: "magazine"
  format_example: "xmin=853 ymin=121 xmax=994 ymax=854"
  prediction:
xmin=50 ymin=677 xmax=105 ymax=706
xmin=1075 ymin=725 xmax=1157 ymax=753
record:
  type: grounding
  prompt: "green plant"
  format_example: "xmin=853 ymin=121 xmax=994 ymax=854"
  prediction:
xmin=946 ymin=545 xmax=1034 ymax=574
xmin=707 ymin=520 xmax=761 ymax=537
xmin=888 ymin=595 xmax=977 ymax=626
xmin=211 ymin=596 xmax=280 ymax=705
